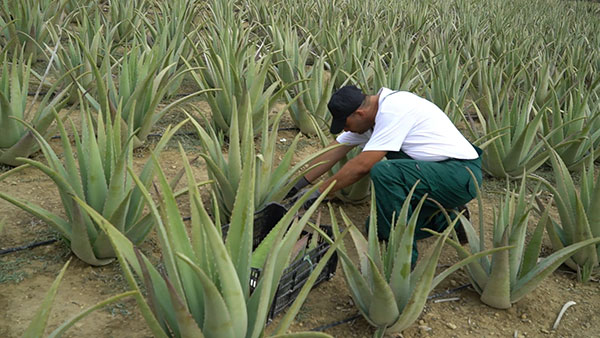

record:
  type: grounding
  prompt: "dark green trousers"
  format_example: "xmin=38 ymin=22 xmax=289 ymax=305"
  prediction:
xmin=368 ymin=146 xmax=483 ymax=265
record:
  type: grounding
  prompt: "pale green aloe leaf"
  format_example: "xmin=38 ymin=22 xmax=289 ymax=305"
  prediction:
xmin=388 ymin=222 xmax=454 ymax=332
xmin=390 ymin=192 xmax=427 ymax=311
xmin=0 ymin=190 xmax=71 ymax=238
xmin=72 ymin=195 xmax=168 ymax=338
xmin=273 ymin=225 xmax=350 ymax=336
xmin=519 ymin=202 xmax=550 ymax=278
xmin=247 ymin=217 xmax=291 ymax=338
xmin=480 ymin=229 xmax=511 ymax=309
xmin=177 ymin=253 xmax=234 ymax=338
xmin=22 ymin=259 xmax=72 ymax=338
xmin=367 ymin=257 xmax=400 ymax=328
xmin=511 ymin=236 xmax=600 ymax=302
xmin=439 ymin=225 xmax=490 ymax=292
xmin=191 ymin=192 xmax=247 ymax=338
xmin=47 ymin=291 xmax=137 ymax=338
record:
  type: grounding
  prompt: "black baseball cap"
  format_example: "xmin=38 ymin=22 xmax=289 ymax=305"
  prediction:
xmin=328 ymin=85 xmax=365 ymax=134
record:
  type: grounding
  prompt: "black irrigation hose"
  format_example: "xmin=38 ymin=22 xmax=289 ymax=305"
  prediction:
xmin=0 ymin=238 xmax=58 ymax=256
xmin=310 ymin=314 xmax=362 ymax=332
xmin=309 ymin=283 xmax=472 ymax=332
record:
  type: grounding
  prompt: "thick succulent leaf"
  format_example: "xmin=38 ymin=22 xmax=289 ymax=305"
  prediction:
xmin=22 ymin=259 xmax=72 ymax=338
xmin=274 ymin=226 xmax=350 ymax=335
xmin=480 ymin=230 xmax=511 ymax=309
xmin=0 ymin=191 xmax=71 ymax=238
xmin=177 ymin=253 xmax=234 ymax=338
xmin=73 ymin=196 xmax=169 ymax=338
xmin=519 ymin=203 xmax=550 ymax=278
xmin=390 ymin=193 xmax=427 ymax=310
xmin=193 ymin=193 xmax=247 ymax=337
xmin=47 ymin=291 xmax=137 ymax=338
xmin=511 ymin=236 xmax=600 ymax=302
xmin=388 ymin=223 xmax=454 ymax=332
xmin=366 ymin=257 xmax=400 ymax=328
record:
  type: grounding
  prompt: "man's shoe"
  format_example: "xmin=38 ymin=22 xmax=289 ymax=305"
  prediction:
xmin=455 ymin=205 xmax=470 ymax=245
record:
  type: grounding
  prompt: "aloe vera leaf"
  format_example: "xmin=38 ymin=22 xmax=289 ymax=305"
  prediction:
xmin=439 ymin=232 xmax=490 ymax=291
xmin=22 ymin=259 xmax=71 ymax=338
xmin=511 ymin=236 xmax=600 ymax=302
xmin=365 ymin=190 xmax=384 ymax=275
xmin=81 ymin=108 xmax=108 ymax=212
xmin=178 ymin=253 xmax=236 ymax=337
xmin=247 ymin=216 xmax=293 ymax=338
xmin=388 ymin=223 xmax=453 ymax=332
xmin=342 ymin=212 xmax=370 ymax=276
xmin=224 ymin=117 xmax=255 ymax=301
xmin=391 ymin=194 xmax=427 ymax=310
xmin=503 ymin=104 xmax=543 ymax=174
xmin=274 ymin=226 xmax=350 ymax=335
xmin=571 ymin=196 xmax=599 ymax=267
xmin=588 ymin=168 xmax=600 ymax=240
xmin=250 ymin=213 xmax=292 ymax=269
xmin=0 ymin=190 xmax=71 ymax=238
xmin=193 ymin=192 xmax=247 ymax=338
xmin=367 ymin=257 xmax=400 ymax=328
xmin=519 ymin=204 xmax=550 ymax=278
xmin=150 ymin=154 xmax=205 ymax=323
xmin=70 ymin=196 xmax=170 ymax=337
xmin=47 ymin=290 xmax=137 ymax=338
xmin=480 ymin=229 xmax=511 ymax=309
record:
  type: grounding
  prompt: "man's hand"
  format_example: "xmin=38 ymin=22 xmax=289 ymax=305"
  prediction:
xmin=290 ymin=188 xmax=321 ymax=210
xmin=285 ymin=176 xmax=311 ymax=200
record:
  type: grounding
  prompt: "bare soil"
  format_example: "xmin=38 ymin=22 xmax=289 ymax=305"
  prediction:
xmin=1 ymin=109 xmax=599 ymax=338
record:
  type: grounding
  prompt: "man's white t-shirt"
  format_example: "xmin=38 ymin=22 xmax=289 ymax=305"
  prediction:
xmin=336 ymin=88 xmax=478 ymax=161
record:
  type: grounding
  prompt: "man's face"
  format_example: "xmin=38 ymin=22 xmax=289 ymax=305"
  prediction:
xmin=343 ymin=110 xmax=373 ymax=134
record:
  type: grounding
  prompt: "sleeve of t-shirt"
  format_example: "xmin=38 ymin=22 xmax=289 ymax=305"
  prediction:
xmin=336 ymin=131 xmax=371 ymax=147
xmin=363 ymin=111 xmax=416 ymax=152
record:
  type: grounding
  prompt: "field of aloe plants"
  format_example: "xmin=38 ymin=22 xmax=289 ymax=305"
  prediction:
xmin=1 ymin=0 xmax=600 ymax=336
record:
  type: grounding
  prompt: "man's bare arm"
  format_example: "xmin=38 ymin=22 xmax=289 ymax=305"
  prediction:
xmin=304 ymin=141 xmax=356 ymax=183
xmin=318 ymin=150 xmax=386 ymax=194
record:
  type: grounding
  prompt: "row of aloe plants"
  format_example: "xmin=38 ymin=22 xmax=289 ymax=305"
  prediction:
xmin=3 ymin=0 xmax=599 ymax=177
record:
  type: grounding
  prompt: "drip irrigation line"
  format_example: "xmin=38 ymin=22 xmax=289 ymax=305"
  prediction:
xmin=308 ymin=283 xmax=472 ymax=332
xmin=0 ymin=238 xmax=58 ymax=256
xmin=427 ymin=283 xmax=471 ymax=300
xmin=310 ymin=313 xmax=362 ymax=332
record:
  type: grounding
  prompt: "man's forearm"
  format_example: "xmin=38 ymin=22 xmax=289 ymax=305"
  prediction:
xmin=317 ymin=150 xmax=386 ymax=194
xmin=304 ymin=141 xmax=355 ymax=183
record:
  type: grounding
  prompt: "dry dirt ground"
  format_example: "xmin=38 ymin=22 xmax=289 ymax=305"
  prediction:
xmin=1 ymin=109 xmax=600 ymax=338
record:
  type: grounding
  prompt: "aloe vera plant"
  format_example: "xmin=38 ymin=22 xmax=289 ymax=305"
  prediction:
xmin=189 ymin=102 xmax=341 ymax=220
xmin=0 ymin=0 xmax=69 ymax=59
xmin=0 ymin=105 xmax=186 ymax=265
xmin=268 ymin=21 xmax=337 ymax=135
xmin=0 ymin=51 xmax=71 ymax=166
xmin=464 ymin=92 xmax=549 ymax=178
xmin=328 ymin=185 xmax=506 ymax=337
xmin=80 ymin=39 xmax=203 ymax=146
xmin=189 ymin=21 xmax=286 ymax=134
xmin=532 ymin=147 xmax=600 ymax=281
xmin=444 ymin=171 xmax=600 ymax=309
xmin=22 ymin=259 xmax=136 ymax=338
xmin=73 ymin=134 xmax=343 ymax=337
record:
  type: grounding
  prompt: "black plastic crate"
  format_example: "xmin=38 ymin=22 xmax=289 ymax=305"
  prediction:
xmin=222 ymin=203 xmax=338 ymax=321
